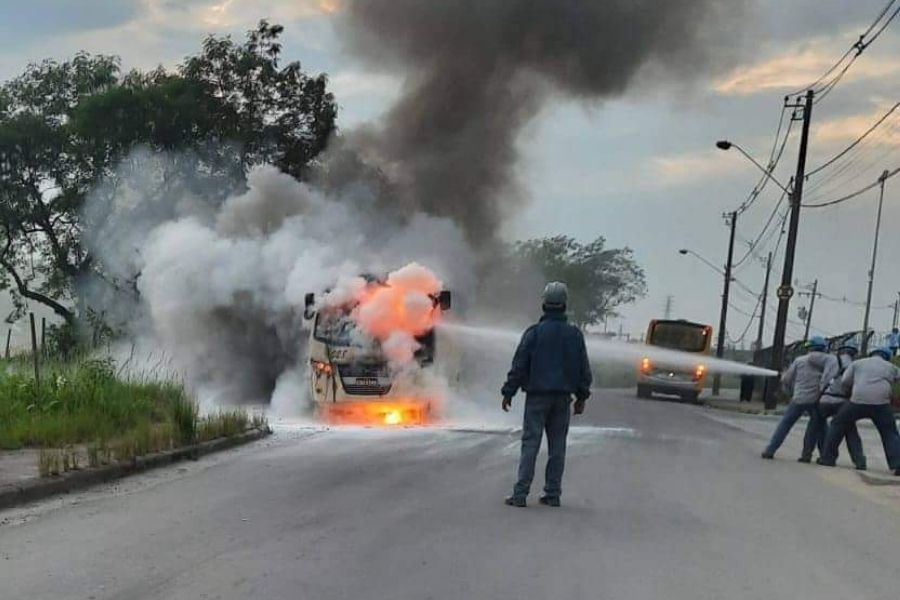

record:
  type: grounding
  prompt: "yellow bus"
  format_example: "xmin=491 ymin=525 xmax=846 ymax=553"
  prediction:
xmin=636 ymin=319 xmax=712 ymax=403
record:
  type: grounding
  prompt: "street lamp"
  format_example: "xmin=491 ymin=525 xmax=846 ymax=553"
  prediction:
xmin=716 ymin=140 xmax=794 ymax=197
xmin=678 ymin=248 xmax=727 ymax=276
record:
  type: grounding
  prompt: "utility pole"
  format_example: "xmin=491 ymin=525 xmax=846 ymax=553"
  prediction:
xmin=664 ymin=295 xmax=674 ymax=320
xmin=861 ymin=170 xmax=889 ymax=356
xmin=714 ymin=210 xmax=738 ymax=396
xmin=799 ymin=279 xmax=819 ymax=343
xmin=755 ymin=252 xmax=772 ymax=352
xmin=893 ymin=293 xmax=899 ymax=329
xmin=766 ymin=90 xmax=814 ymax=410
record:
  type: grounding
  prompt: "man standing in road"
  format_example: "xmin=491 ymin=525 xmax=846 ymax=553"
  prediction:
xmin=888 ymin=328 xmax=899 ymax=358
xmin=818 ymin=347 xmax=900 ymax=475
xmin=761 ymin=336 xmax=830 ymax=462
xmin=501 ymin=282 xmax=592 ymax=508
xmin=805 ymin=341 xmax=866 ymax=470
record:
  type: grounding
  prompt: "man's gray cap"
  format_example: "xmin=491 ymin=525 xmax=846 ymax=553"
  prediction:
xmin=542 ymin=281 xmax=568 ymax=307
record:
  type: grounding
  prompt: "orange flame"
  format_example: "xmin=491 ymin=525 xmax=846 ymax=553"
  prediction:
xmin=333 ymin=263 xmax=444 ymax=364
xmin=319 ymin=400 xmax=434 ymax=427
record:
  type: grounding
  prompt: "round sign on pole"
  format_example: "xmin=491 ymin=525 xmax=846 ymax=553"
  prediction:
xmin=777 ymin=285 xmax=794 ymax=300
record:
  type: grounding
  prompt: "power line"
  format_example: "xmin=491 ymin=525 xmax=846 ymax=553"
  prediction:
xmin=812 ymin=50 xmax=862 ymax=105
xmin=789 ymin=0 xmax=900 ymax=103
xmin=865 ymin=0 xmax=900 ymax=47
xmin=807 ymin=101 xmax=900 ymax=177
xmin=817 ymin=292 xmax=895 ymax=310
xmin=803 ymin=127 xmax=900 ymax=203
xmin=733 ymin=185 xmax=790 ymax=270
xmin=803 ymin=167 xmax=899 ymax=208
xmin=802 ymin=110 xmax=900 ymax=199
xmin=790 ymin=46 xmax=856 ymax=98
xmin=737 ymin=106 xmax=795 ymax=215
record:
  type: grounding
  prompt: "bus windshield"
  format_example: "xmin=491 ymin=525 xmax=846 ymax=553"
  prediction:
xmin=314 ymin=311 xmax=363 ymax=346
xmin=648 ymin=322 xmax=710 ymax=353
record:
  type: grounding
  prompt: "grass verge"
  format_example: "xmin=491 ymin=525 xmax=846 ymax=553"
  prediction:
xmin=0 ymin=355 xmax=267 ymax=476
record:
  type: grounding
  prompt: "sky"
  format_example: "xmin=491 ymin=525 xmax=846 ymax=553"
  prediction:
xmin=1 ymin=0 xmax=900 ymax=349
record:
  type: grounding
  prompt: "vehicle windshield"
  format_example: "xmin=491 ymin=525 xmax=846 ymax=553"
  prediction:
xmin=648 ymin=322 xmax=709 ymax=353
xmin=314 ymin=310 xmax=362 ymax=346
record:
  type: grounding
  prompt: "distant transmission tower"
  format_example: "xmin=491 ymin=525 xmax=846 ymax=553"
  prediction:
xmin=664 ymin=295 xmax=674 ymax=319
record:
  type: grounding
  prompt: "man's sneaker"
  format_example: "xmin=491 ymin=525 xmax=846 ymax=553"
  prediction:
xmin=504 ymin=496 xmax=526 ymax=508
xmin=816 ymin=458 xmax=835 ymax=467
xmin=797 ymin=456 xmax=811 ymax=464
xmin=538 ymin=496 xmax=560 ymax=507
xmin=761 ymin=452 xmax=774 ymax=460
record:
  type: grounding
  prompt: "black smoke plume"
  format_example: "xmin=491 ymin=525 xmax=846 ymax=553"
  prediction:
xmin=336 ymin=0 xmax=748 ymax=242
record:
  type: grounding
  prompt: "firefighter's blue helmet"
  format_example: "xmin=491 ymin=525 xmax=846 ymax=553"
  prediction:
xmin=806 ymin=336 xmax=827 ymax=351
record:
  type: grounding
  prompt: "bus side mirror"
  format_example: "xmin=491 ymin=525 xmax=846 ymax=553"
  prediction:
xmin=437 ymin=290 xmax=451 ymax=311
xmin=304 ymin=293 xmax=315 ymax=319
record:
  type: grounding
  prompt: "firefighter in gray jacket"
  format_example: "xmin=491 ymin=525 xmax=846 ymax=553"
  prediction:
xmin=804 ymin=341 xmax=866 ymax=469
xmin=818 ymin=347 xmax=900 ymax=475
xmin=761 ymin=336 xmax=829 ymax=461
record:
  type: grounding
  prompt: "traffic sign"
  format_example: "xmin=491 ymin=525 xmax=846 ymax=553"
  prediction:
xmin=777 ymin=285 xmax=794 ymax=300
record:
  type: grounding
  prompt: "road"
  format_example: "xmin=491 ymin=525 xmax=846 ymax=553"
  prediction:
xmin=2 ymin=390 xmax=900 ymax=600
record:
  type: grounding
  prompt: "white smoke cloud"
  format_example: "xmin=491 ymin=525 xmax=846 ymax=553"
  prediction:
xmin=82 ymin=151 xmax=476 ymax=414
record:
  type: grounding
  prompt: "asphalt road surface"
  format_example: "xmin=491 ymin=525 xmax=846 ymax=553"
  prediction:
xmin=2 ymin=390 xmax=900 ymax=600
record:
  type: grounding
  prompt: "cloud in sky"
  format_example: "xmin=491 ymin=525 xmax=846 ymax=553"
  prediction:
xmin=814 ymin=101 xmax=900 ymax=146
xmin=713 ymin=33 xmax=900 ymax=96
xmin=650 ymin=150 xmax=740 ymax=187
xmin=146 ymin=0 xmax=336 ymax=30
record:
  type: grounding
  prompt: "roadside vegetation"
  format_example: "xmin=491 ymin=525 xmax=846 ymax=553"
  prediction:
xmin=0 ymin=353 xmax=266 ymax=476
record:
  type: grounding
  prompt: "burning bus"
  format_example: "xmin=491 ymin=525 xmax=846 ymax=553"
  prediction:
xmin=302 ymin=268 xmax=452 ymax=426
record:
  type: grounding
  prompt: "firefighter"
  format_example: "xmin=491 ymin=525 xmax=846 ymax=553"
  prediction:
xmin=805 ymin=341 xmax=866 ymax=470
xmin=889 ymin=328 xmax=899 ymax=357
xmin=761 ymin=336 xmax=830 ymax=461
xmin=501 ymin=281 xmax=592 ymax=508
xmin=818 ymin=347 xmax=900 ymax=475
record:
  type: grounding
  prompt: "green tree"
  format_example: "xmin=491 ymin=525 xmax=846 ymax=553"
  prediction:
xmin=512 ymin=235 xmax=647 ymax=329
xmin=0 ymin=21 xmax=336 ymax=328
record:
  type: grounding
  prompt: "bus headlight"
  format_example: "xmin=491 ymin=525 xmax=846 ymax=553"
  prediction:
xmin=311 ymin=360 xmax=333 ymax=375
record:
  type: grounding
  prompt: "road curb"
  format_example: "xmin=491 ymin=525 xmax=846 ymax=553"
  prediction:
xmin=703 ymin=403 xmax=900 ymax=429
xmin=0 ymin=427 xmax=271 ymax=511
xmin=857 ymin=470 xmax=900 ymax=486
xmin=702 ymin=403 xmax=783 ymax=419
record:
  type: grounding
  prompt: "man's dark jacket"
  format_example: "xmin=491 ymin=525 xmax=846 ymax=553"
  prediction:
xmin=501 ymin=312 xmax=592 ymax=401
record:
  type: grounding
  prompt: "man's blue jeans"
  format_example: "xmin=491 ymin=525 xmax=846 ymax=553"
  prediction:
xmin=811 ymin=401 xmax=866 ymax=467
xmin=822 ymin=403 xmax=900 ymax=469
xmin=513 ymin=394 xmax=572 ymax=500
xmin=764 ymin=402 xmax=822 ymax=458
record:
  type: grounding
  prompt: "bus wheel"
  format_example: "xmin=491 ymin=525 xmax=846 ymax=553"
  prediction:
xmin=636 ymin=385 xmax=651 ymax=399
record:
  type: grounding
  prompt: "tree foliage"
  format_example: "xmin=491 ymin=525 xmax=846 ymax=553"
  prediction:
xmin=507 ymin=235 xmax=647 ymax=329
xmin=0 ymin=21 xmax=336 ymax=326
